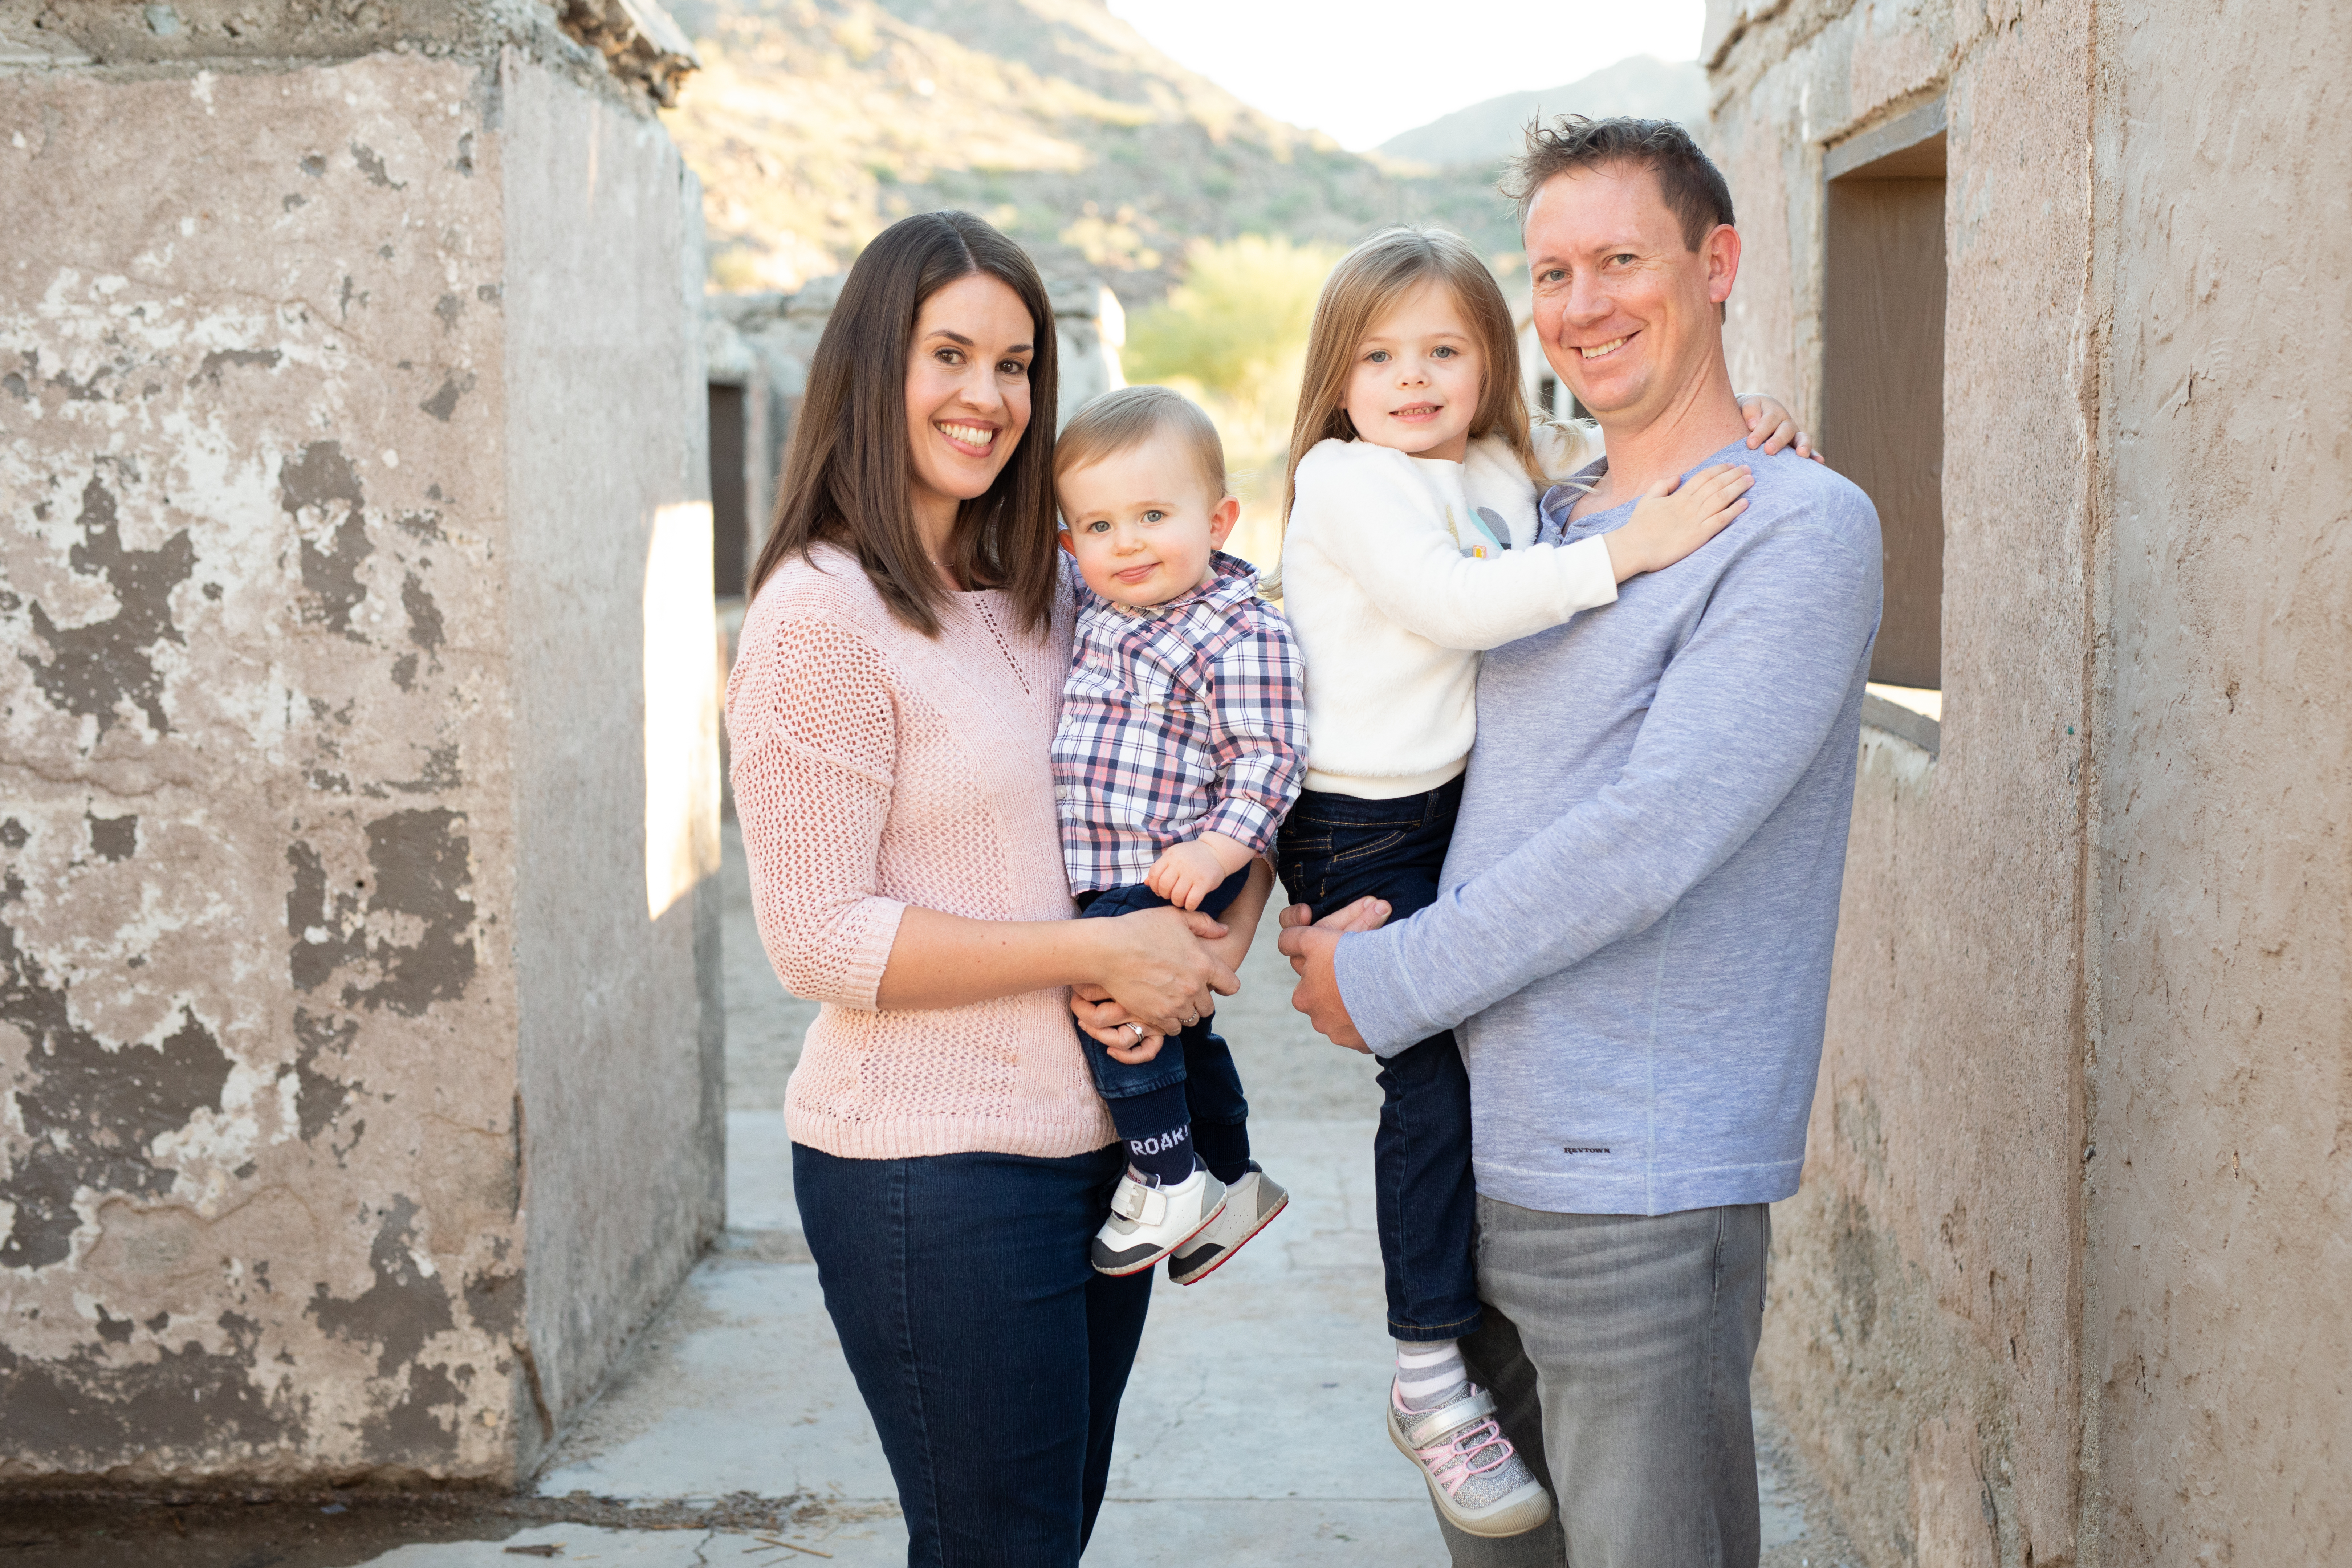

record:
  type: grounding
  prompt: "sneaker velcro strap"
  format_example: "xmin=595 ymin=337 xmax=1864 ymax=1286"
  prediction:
xmin=1417 ymin=1385 xmax=1499 ymax=1443
xmin=1109 ymin=1178 xmax=1166 ymax=1225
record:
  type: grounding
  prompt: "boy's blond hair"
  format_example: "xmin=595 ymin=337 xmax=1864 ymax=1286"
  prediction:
xmin=1054 ymin=385 xmax=1229 ymax=509
xmin=1283 ymin=227 xmax=1540 ymax=532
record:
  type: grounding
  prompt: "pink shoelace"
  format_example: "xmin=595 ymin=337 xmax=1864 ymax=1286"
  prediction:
xmin=1418 ymin=1416 xmax=1515 ymax=1495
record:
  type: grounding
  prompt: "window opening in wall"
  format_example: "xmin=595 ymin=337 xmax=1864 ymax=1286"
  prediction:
xmin=709 ymin=381 xmax=748 ymax=600
xmin=1537 ymin=370 xmax=1558 ymax=417
xmin=1823 ymin=100 xmax=1946 ymax=693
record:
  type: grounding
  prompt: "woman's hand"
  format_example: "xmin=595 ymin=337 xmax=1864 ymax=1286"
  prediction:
xmin=1737 ymin=395 xmax=1825 ymax=463
xmin=1074 ymin=998 xmax=1165 ymax=1063
xmin=1087 ymin=905 xmax=1239 ymax=1034
xmin=1069 ymin=860 xmax=1273 ymax=1050
xmin=1196 ymin=859 xmax=1274 ymax=986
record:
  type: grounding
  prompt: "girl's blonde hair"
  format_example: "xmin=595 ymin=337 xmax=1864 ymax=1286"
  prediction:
xmin=1283 ymin=227 xmax=1540 ymax=528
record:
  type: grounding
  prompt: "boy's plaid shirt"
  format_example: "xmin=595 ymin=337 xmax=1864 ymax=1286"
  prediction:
xmin=1054 ymin=552 xmax=1307 ymax=893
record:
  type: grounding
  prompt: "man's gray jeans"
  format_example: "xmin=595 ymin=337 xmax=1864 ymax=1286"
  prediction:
xmin=1435 ymin=1198 xmax=1770 ymax=1568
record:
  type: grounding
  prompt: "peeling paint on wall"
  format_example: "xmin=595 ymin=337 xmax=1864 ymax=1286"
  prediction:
xmin=1 ymin=10 xmax=717 ymax=1488
xmin=21 ymin=475 xmax=195 ymax=736
xmin=0 ymin=901 xmax=233 ymax=1270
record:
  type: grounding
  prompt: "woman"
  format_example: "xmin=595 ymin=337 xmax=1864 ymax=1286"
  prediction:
xmin=726 ymin=210 xmax=1266 ymax=1564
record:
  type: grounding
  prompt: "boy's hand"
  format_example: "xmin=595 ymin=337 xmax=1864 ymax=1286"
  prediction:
xmin=1737 ymin=395 xmax=1826 ymax=463
xmin=1145 ymin=837 xmax=1241 ymax=910
xmin=1604 ymin=463 xmax=1753 ymax=582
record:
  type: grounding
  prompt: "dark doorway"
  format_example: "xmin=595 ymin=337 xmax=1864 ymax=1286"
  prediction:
xmin=1822 ymin=106 xmax=1946 ymax=690
xmin=709 ymin=382 xmax=748 ymax=599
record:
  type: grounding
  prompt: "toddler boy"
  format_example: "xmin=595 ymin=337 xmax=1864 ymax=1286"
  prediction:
xmin=1051 ymin=386 xmax=1306 ymax=1280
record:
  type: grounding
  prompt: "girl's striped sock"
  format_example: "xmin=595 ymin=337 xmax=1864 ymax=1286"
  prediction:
xmin=1395 ymin=1339 xmax=1469 ymax=1412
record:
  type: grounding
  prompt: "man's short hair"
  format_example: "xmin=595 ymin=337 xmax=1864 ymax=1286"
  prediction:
xmin=1501 ymin=116 xmax=1736 ymax=252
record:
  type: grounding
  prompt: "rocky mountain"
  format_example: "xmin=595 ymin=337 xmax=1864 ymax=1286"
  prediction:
xmin=662 ymin=0 xmax=1520 ymax=301
xmin=1376 ymin=55 xmax=1709 ymax=172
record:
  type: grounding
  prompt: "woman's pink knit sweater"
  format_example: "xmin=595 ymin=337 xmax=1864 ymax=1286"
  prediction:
xmin=725 ymin=543 xmax=1115 ymax=1160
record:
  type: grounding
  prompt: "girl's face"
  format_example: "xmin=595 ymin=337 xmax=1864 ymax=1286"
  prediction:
xmin=903 ymin=272 xmax=1035 ymax=545
xmin=1343 ymin=278 xmax=1484 ymax=463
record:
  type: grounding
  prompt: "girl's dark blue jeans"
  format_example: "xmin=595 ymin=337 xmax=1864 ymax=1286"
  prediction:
xmin=793 ymin=1140 xmax=1152 ymax=1566
xmin=1274 ymin=776 xmax=1482 ymax=1343
xmin=1070 ymin=866 xmax=1253 ymax=1179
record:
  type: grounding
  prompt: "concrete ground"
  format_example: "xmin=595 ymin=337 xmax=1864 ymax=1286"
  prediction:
xmin=0 ymin=818 xmax=1863 ymax=1566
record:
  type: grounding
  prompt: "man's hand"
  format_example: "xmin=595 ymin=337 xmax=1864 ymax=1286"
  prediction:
xmin=1274 ymin=897 xmax=1391 ymax=1054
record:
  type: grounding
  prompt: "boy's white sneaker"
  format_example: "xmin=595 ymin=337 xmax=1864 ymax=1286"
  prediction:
xmin=1167 ymin=1162 xmax=1289 ymax=1284
xmin=1091 ymin=1166 xmax=1226 ymax=1276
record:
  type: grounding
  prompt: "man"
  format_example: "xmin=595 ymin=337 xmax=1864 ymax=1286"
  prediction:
xmin=1279 ymin=118 xmax=1881 ymax=1567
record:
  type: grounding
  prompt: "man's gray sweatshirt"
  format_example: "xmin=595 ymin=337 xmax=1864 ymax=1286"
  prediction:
xmin=1334 ymin=439 xmax=1883 ymax=1217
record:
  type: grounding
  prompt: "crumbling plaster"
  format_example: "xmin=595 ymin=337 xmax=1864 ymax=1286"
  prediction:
xmin=1 ymin=2 xmax=717 ymax=1488
xmin=1709 ymin=0 xmax=2351 ymax=1563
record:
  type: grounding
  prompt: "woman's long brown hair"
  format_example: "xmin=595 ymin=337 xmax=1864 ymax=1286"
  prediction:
xmin=747 ymin=211 xmax=1062 ymax=636
xmin=1282 ymin=227 xmax=1540 ymax=532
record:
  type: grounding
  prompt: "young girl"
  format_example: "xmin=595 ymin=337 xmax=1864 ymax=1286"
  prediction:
xmin=1273 ymin=225 xmax=1797 ymax=1538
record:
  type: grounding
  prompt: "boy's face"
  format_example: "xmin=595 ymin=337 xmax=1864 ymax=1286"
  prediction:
xmin=1057 ymin=431 xmax=1241 ymax=609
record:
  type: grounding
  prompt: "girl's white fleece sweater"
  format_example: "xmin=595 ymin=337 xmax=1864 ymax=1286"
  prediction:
xmin=1280 ymin=423 xmax=1613 ymax=798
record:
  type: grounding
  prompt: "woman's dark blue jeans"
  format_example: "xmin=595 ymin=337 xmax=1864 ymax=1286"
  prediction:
xmin=1274 ymin=777 xmax=1482 ymax=1344
xmin=793 ymin=1141 xmax=1153 ymax=1565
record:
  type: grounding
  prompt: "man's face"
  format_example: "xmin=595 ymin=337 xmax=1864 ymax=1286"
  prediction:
xmin=1524 ymin=161 xmax=1740 ymax=425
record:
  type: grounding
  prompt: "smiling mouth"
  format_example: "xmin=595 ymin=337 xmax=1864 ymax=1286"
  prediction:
xmin=1579 ymin=335 xmax=1632 ymax=360
xmin=1391 ymin=403 xmax=1441 ymax=420
xmin=936 ymin=420 xmax=997 ymax=453
xmin=1114 ymin=562 xmax=1159 ymax=582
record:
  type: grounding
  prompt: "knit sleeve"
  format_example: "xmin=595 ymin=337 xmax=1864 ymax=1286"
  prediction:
xmin=727 ymin=614 xmax=907 ymax=1008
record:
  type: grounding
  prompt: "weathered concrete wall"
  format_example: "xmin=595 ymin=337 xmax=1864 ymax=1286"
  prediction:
xmin=2089 ymin=0 xmax=2352 ymax=1558
xmin=501 ymin=48 xmax=722 ymax=1457
xmin=1709 ymin=0 xmax=2352 ymax=1562
xmin=0 ymin=1 xmax=717 ymax=1487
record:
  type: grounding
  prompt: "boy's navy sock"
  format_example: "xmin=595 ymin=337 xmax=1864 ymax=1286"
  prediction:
xmin=1191 ymin=1118 xmax=1252 ymax=1186
xmin=1110 ymin=1081 xmax=1196 ymax=1186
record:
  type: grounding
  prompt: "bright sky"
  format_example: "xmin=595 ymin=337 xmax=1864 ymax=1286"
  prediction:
xmin=1104 ymin=0 xmax=1709 ymax=151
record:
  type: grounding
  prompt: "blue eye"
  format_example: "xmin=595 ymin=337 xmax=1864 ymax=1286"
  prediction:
xmin=1366 ymin=349 xmax=1390 ymax=363
xmin=1432 ymin=345 xmax=1457 ymax=358
xmin=1142 ymin=509 xmax=1165 ymax=523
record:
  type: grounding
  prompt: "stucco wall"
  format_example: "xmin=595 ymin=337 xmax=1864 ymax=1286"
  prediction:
xmin=1709 ymin=0 xmax=2350 ymax=1562
xmin=2089 ymin=0 xmax=2352 ymax=1558
xmin=501 ymin=48 xmax=722 ymax=1453
xmin=0 ymin=5 xmax=716 ymax=1487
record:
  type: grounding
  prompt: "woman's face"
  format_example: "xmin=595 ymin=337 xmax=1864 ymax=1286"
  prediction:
xmin=904 ymin=272 xmax=1037 ymax=537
